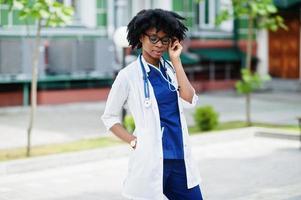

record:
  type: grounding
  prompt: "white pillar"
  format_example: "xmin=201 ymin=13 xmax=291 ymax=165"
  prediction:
xmin=80 ymin=0 xmax=96 ymax=28
xmin=256 ymin=29 xmax=269 ymax=77
xmin=152 ymin=0 xmax=172 ymax=10
xmin=107 ymin=0 xmax=115 ymax=38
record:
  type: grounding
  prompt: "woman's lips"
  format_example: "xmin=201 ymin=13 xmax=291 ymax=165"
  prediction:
xmin=152 ymin=50 xmax=162 ymax=56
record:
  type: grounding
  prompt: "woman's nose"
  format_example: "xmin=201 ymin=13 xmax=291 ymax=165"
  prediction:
xmin=155 ymin=40 xmax=163 ymax=47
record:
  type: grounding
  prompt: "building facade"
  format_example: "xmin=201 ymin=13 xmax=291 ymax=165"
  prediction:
xmin=0 ymin=0 xmax=300 ymax=106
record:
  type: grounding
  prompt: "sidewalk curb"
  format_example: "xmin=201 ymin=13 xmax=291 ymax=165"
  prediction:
xmin=0 ymin=145 xmax=130 ymax=176
xmin=255 ymin=127 xmax=300 ymax=141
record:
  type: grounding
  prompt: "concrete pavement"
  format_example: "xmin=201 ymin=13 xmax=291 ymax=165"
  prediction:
xmin=0 ymin=128 xmax=300 ymax=200
xmin=0 ymin=90 xmax=300 ymax=199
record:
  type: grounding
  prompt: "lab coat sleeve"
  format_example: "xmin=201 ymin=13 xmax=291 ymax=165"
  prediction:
xmin=180 ymin=88 xmax=199 ymax=109
xmin=101 ymin=70 xmax=129 ymax=132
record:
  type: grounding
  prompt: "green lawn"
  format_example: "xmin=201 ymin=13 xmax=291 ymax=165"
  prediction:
xmin=189 ymin=121 xmax=300 ymax=134
xmin=0 ymin=136 xmax=123 ymax=162
xmin=0 ymin=121 xmax=299 ymax=162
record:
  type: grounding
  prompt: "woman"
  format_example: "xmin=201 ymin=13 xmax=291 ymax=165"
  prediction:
xmin=101 ymin=9 xmax=203 ymax=200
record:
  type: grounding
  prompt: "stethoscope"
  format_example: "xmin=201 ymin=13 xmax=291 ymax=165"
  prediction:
xmin=139 ymin=54 xmax=177 ymax=108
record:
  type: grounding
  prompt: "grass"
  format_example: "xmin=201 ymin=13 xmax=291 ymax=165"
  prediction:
xmin=189 ymin=121 xmax=300 ymax=134
xmin=0 ymin=121 xmax=299 ymax=162
xmin=0 ymin=136 xmax=123 ymax=162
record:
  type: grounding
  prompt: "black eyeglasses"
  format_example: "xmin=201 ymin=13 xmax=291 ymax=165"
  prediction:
xmin=144 ymin=33 xmax=171 ymax=45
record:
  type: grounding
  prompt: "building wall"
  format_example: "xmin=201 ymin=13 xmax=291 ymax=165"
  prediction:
xmin=0 ymin=0 xmax=251 ymax=107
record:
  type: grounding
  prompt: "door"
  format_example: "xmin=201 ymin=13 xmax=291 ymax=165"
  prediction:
xmin=268 ymin=10 xmax=300 ymax=79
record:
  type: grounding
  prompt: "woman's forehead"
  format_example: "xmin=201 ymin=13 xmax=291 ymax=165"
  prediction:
xmin=145 ymin=28 xmax=168 ymax=36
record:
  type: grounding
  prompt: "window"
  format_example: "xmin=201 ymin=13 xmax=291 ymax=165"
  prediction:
xmin=198 ymin=0 xmax=218 ymax=29
xmin=197 ymin=0 xmax=233 ymax=32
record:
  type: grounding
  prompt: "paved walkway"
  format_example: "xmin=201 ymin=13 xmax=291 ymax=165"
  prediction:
xmin=0 ymin=128 xmax=300 ymax=200
xmin=0 ymin=90 xmax=300 ymax=149
xmin=0 ymin=90 xmax=300 ymax=199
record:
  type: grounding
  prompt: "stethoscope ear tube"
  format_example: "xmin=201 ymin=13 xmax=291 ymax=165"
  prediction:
xmin=139 ymin=54 xmax=152 ymax=108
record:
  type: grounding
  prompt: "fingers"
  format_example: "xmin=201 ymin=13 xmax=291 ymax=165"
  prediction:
xmin=169 ymin=38 xmax=180 ymax=49
xmin=168 ymin=37 xmax=182 ymax=59
xmin=170 ymin=41 xmax=182 ymax=52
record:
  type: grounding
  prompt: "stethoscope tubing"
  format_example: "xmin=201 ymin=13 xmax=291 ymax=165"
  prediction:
xmin=139 ymin=54 xmax=176 ymax=108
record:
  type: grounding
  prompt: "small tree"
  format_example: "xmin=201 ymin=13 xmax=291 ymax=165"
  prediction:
xmin=216 ymin=0 xmax=286 ymax=126
xmin=123 ymin=115 xmax=135 ymax=133
xmin=0 ymin=0 xmax=73 ymax=156
xmin=194 ymin=106 xmax=219 ymax=131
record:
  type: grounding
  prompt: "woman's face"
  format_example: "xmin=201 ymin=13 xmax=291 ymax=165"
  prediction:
xmin=140 ymin=28 xmax=170 ymax=65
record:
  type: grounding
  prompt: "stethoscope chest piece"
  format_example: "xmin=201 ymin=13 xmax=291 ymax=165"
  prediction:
xmin=144 ymin=98 xmax=151 ymax=108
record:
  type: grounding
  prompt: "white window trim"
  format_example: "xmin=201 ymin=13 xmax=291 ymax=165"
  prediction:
xmin=64 ymin=0 xmax=72 ymax=6
xmin=199 ymin=0 xmax=216 ymax=29
xmin=198 ymin=0 xmax=233 ymax=33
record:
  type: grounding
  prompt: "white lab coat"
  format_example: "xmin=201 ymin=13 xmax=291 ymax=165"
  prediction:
xmin=101 ymin=56 xmax=201 ymax=200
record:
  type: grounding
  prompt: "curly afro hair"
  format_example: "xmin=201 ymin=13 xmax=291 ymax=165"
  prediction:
xmin=127 ymin=9 xmax=188 ymax=49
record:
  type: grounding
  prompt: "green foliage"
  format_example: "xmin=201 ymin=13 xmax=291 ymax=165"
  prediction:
xmin=194 ymin=106 xmax=219 ymax=131
xmin=235 ymin=68 xmax=270 ymax=94
xmin=1 ymin=0 xmax=74 ymax=27
xmin=123 ymin=115 xmax=135 ymax=133
xmin=215 ymin=9 xmax=231 ymax=25
xmin=215 ymin=0 xmax=287 ymax=31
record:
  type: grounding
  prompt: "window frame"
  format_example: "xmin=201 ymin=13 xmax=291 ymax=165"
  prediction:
xmin=198 ymin=0 xmax=219 ymax=30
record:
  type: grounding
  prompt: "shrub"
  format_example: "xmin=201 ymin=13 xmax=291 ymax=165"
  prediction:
xmin=194 ymin=106 xmax=219 ymax=131
xmin=123 ymin=115 xmax=135 ymax=133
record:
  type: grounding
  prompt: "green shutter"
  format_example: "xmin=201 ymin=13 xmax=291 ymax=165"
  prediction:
xmin=12 ymin=10 xmax=35 ymax=26
xmin=97 ymin=0 xmax=107 ymax=9
xmin=173 ymin=0 xmax=183 ymax=11
xmin=238 ymin=18 xmax=249 ymax=29
xmin=205 ymin=0 xmax=209 ymax=24
xmin=13 ymin=10 xmax=25 ymax=25
xmin=186 ymin=17 xmax=193 ymax=27
xmin=237 ymin=17 xmax=256 ymax=40
xmin=0 ymin=8 xmax=9 ymax=26
xmin=96 ymin=0 xmax=107 ymax=27
xmin=173 ymin=0 xmax=195 ymax=28
xmin=97 ymin=13 xmax=107 ymax=26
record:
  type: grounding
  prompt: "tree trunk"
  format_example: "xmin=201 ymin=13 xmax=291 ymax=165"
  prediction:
xmin=27 ymin=19 xmax=42 ymax=157
xmin=246 ymin=93 xmax=251 ymax=126
xmin=245 ymin=15 xmax=254 ymax=126
xmin=246 ymin=15 xmax=254 ymax=71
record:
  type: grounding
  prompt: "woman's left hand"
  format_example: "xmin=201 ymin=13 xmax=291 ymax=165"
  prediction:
xmin=168 ymin=38 xmax=182 ymax=60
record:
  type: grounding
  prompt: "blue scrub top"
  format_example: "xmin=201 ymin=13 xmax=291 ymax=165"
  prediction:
xmin=147 ymin=62 xmax=184 ymax=159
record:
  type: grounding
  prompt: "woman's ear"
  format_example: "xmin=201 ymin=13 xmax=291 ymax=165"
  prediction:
xmin=139 ymin=35 xmax=143 ymax=43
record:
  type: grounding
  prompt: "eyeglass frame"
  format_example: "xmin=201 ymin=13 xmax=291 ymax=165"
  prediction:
xmin=143 ymin=33 xmax=171 ymax=45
